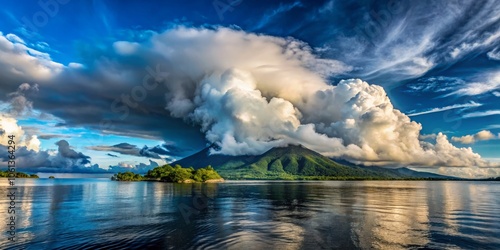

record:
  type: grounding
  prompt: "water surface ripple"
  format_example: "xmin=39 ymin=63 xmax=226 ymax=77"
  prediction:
xmin=1 ymin=179 xmax=499 ymax=249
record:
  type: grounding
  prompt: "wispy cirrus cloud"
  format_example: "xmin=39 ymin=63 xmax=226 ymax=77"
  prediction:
xmin=405 ymin=76 xmax=464 ymax=93
xmin=484 ymin=124 xmax=500 ymax=130
xmin=444 ymin=71 xmax=500 ymax=97
xmin=463 ymin=110 xmax=500 ymax=118
xmin=407 ymin=102 xmax=482 ymax=117
xmin=253 ymin=1 xmax=304 ymax=30
xmin=487 ymin=48 xmax=500 ymax=60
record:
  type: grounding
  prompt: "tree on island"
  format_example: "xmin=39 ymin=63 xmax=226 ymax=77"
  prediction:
xmin=192 ymin=166 xmax=222 ymax=182
xmin=112 ymin=164 xmax=223 ymax=182
xmin=112 ymin=172 xmax=144 ymax=181
xmin=0 ymin=171 xmax=39 ymax=178
xmin=145 ymin=164 xmax=222 ymax=183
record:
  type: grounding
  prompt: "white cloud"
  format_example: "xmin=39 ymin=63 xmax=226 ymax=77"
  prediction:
xmin=452 ymin=130 xmax=497 ymax=144
xmin=253 ymin=1 xmax=303 ymax=30
xmin=419 ymin=134 xmax=437 ymax=140
xmin=1 ymin=27 xmax=498 ymax=178
xmin=0 ymin=114 xmax=40 ymax=151
xmin=113 ymin=41 xmax=140 ymax=55
xmin=0 ymin=32 xmax=63 ymax=81
xmin=5 ymin=33 xmax=25 ymax=44
xmin=407 ymin=102 xmax=482 ymax=117
xmin=450 ymin=31 xmax=500 ymax=59
xmin=406 ymin=76 xmax=464 ymax=93
xmin=68 ymin=62 xmax=85 ymax=69
xmin=463 ymin=110 xmax=500 ymax=118
xmin=104 ymin=27 xmax=497 ymax=172
xmin=485 ymin=124 xmax=500 ymax=129
xmin=438 ymin=166 xmax=500 ymax=179
xmin=6 ymin=83 xmax=39 ymax=116
xmin=446 ymin=71 xmax=500 ymax=96
xmin=488 ymin=48 xmax=500 ymax=60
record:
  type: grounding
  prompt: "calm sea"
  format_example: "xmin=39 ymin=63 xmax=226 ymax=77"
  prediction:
xmin=1 ymin=179 xmax=499 ymax=249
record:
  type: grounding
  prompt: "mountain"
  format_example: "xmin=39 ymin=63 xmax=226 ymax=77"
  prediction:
xmin=172 ymin=144 xmax=453 ymax=180
xmin=333 ymin=159 xmax=457 ymax=179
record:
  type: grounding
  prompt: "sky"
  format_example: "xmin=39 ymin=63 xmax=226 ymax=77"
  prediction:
xmin=0 ymin=0 xmax=499 ymax=178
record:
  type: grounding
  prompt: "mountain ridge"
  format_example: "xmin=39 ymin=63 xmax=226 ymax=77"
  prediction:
xmin=172 ymin=144 xmax=454 ymax=180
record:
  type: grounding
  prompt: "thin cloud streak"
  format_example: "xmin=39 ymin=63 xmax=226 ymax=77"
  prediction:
xmin=463 ymin=110 xmax=500 ymax=118
xmin=407 ymin=102 xmax=482 ymax=117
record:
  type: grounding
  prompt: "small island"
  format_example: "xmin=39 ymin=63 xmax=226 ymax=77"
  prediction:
xmin=0 ymin=170 xmax=39 ymax=178
xmin=49 ymin=176 xmax=55 ymax=179
xmin=111 ymin=164 xmax=224 ymax=183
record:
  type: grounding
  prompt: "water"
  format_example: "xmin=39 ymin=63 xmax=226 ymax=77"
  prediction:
xmin=1 ymin=179 xmax=499 ymax=249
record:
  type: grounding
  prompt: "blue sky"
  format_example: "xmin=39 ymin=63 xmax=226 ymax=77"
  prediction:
xmin=0 ymin=0 xmax=499 ymax=177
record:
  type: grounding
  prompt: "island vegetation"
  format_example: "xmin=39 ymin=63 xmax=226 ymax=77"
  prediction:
xmin=111 ymin=164 xmax=224 ymax=183
xmin=111 ymin=171 xmax=144 ymax=181
xmin=49 ymin=176 xmax=55 ymax=179
xmin=0 ymin=170 xmax=39 ymax=178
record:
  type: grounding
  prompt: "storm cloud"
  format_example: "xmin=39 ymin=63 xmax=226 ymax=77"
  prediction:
xmin=0 ymin=0 xmax=499 ymax=177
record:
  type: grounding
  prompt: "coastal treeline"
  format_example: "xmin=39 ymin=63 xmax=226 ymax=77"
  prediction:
xmin=112 ymin=164 xmax=223 ymax=183
xmin=0 ymin=171 xmax=39 ymax=178
xmin=111 ymin=172 xmax=144 ymax=181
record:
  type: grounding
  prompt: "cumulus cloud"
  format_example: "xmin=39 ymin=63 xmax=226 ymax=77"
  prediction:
xmin=0 ymin=32 xmax=63 ymax=81
xmin=0 ymin=138 xmax=103 ymax=173
xmin=0 ymin=137 xmax=158 ymax=173
xmin=438 ymin=166 xmax=500 ymax=179
xmin=5 ymin=33 xmax=25 ymax=44
xmin=0 ymin=113 xmax=40 ymax=151
xmin=452 ymin=130 xmax=497 ymax=144
xmin=1 ymin=132 xmax=160 ymax=173
xmin=1 ymin=27 xmax=499 ymax=177
xmin=102 ymin=27 xmax=493 ymax=171
xmin=108 ymin=159 xmax=159 ymax=174
xmin=6 ymin=83 xmax=39 ymax=115
xmin=0 ymin=113 xmax=102 ymax=173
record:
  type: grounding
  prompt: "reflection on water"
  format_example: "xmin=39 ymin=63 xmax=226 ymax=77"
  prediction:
xmin=1 ymin=180 xmax=499 ymax=249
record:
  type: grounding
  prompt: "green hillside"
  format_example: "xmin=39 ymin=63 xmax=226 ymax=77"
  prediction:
xmin=173 ymin=144 xmax=441 ymax=180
